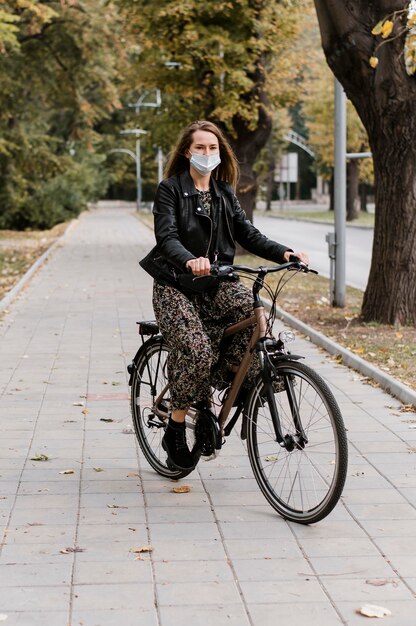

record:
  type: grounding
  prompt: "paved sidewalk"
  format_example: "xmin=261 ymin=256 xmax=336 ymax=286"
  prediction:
xmin=0 ymin=206 xmax=415 ymax=626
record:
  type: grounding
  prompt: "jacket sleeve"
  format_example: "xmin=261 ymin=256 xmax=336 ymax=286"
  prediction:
xmin=153 ymin=181 xmax=196 ymax=270
xmin=230 ymin=191 xmax=292 ymax=263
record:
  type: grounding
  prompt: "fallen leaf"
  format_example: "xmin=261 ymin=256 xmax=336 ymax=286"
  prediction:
xmin=107 ymin=504 xmax=128 ymax=509
xmin=100 ymin=418 xmax=114 ymax=423
xmin=130 ymin=545 xmax=153 ymax=554
xmin=60 ymin=546 xmax=85 ymax=554
xmin=127 ymin=473 xmax=140 ymax=477
xmin=172 ymin=485 xmax=192 ymax=493
xmin=59 ymin=469 xmax=75 ymax=475
xmin=357 ymin=604 xmax=392 ymax=618
xmin=265 ymin=455 xmax=278 ymax=462
xmin=112 ymin=381 xmax=121 ymax=386
xmin=399 ymin=404 xmax=416 ymax=413
xmin=73 ymin=402 xmax=84 ymax=407
xmin=122 ymin=427 xmax=134 ymax=434
xmin=407 ymin=447 xmax=416 ymax=454
xmin=30 ymin=454 xmax=49 ymax=462
xmin=93 ymin=467 xmax=104 ymax=472
xmin=81 ymin=409 xmax=89 ymax=415
xmin=366 ymin=579 xmax=398 ymax=588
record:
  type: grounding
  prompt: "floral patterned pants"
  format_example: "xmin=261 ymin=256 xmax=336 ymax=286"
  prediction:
xmin=152 ymin=280 xmax=260 ymax=411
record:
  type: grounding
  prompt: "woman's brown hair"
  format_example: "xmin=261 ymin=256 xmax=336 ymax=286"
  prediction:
xmin=164 ymin=120 xmax=239 ymax=190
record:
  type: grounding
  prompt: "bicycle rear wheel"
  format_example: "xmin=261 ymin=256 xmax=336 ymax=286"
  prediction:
xmin=246 ymin=360 xmax=348 ymax=524
xmin=130 ymin=336 xmax=192 ymax=479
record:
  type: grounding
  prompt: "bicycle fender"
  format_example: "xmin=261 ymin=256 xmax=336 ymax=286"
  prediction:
xmin=127 ymin=336 xmax=163 ymax=386
xmin=272 ymin=353 xmax=304 ymax=362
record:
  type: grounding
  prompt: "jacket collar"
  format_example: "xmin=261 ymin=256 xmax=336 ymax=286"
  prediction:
xmin=179 ymin=169 xmax=221 ymax=199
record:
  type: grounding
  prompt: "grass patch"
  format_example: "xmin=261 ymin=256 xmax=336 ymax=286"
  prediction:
xmin=0 ymin=222 xmax=68 ymax=300
xmin=257 ymin=209 xmax=375 ymax=227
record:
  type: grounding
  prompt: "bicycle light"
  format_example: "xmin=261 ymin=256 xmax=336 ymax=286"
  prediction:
xmin=278 ymin=330 xmax=295 ymax=344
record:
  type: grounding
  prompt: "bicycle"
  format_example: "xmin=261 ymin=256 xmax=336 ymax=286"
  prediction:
xmin=127 ymin=258 xmax=348 ymax=524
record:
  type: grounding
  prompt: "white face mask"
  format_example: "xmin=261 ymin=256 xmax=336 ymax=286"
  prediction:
xmin=189 ymin=152 xmax=221 ymax=175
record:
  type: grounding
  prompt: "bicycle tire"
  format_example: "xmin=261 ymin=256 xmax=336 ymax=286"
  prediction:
xmin=246 ymin=360 xmax=348 ymax=524
xmin=130 ymin=336 xmax=193 ymax=479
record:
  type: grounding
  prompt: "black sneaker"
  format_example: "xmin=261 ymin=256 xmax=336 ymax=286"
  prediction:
xmin=162 ymin=419 xmax=195 ymax=470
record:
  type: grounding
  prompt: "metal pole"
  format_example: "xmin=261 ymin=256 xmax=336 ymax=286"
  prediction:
xmin=157 ymin=147 xmax=163 ymax=184
xmin=136 ymin=138 xmax=141 ymax=211
xmin=333 ymin=79 xmax=346 ymax=307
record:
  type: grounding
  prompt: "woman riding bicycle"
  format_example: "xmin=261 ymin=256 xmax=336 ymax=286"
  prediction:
xmin=140 ymin=120 xmax=308 ymax=471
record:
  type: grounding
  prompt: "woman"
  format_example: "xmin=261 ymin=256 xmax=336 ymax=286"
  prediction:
xmin=140 ymin=120 xmax=308 ymax=471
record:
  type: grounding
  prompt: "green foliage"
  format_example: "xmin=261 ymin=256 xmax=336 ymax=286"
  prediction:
xmin=0 ymin=0 xmax=126 ymax=230
xmin=117 ymin=0 xmax=308 ymax=155
xmin=0 ymin=152 xmax=107 ymax=229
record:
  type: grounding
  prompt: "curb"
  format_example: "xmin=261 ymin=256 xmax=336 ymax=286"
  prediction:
xmin=275 ymin=305 xmax=416 ymax=406
xmin=0 ymin=219 xmax=78 ymax=314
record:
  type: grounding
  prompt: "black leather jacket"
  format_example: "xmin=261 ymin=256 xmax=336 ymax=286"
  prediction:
xmin=140 ymin=170 xmax=292 ymax=287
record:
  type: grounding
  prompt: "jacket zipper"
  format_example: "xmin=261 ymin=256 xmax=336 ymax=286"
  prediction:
xmin=223 ymin=197 xmax=235 ymax=244
xmin=196 ymin=212 xmax=213 ymax=258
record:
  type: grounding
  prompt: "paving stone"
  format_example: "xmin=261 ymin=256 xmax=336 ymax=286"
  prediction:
xmin=157 ymin=580 xmax=241 ymax=607
xmin=71 ymin=609 xmax=158 ymax=626
xmin=154 ymin=559 xmax=234 ymax=584
xmin=72 ymin=582 xmax=154 ymax=610
xmin=158 ymin=605 xmax=250 ymax=626
xmin=0 ymin=612 xmax=70 ymax=626
xmin=73 ymin=559 xmax=153 ymax=585
xmin=240 ymin=578 xmax=328 ymax=603
xmin=248 ymin=602 xmax=343 ymax=626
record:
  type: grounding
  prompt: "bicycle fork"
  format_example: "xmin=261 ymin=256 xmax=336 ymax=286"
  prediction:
xmin=258 ymin=347 xmax=308 ymax=451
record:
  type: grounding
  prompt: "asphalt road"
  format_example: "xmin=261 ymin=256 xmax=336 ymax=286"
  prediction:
xmin=253 ymin=214 xmax=373 ymax=291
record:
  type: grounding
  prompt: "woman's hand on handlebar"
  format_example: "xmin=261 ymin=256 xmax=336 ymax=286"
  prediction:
xmin=185 ymin=257 xmax=211 ymax=276
xmin=283 ymin=250 xmax=309 ymax=265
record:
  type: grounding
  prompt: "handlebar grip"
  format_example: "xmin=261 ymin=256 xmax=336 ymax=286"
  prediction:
xmin=288 ymin=254 xmax=301 ymax=263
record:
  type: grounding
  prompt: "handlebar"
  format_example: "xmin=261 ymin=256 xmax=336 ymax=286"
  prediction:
xmin=211 ymin=257 xmax=318 ymax=278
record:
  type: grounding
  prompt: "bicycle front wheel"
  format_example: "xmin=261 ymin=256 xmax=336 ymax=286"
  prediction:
xmin=131 ymin=337 xmax=192 ymax=479
xmin=246 ymin=360 xmax=348 ymax=524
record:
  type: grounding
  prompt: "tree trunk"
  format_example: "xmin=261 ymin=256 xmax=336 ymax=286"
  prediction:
xmin=314 ymin=0 xmax=416 ymax=324
xmin=361 ymin=129 xmax=416 ymax=324
xmin=346 ymin=160 xmax=360 ymax=221
xmin=229 ymin=103 xmax=272 ymax=223
xmin=265 ymin=140 xmax=275 ymax=211
xmin=359 ymin=183 xmax=368 ymax=212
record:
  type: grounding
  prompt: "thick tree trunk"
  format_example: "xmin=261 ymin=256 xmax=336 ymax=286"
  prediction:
xmin=346 ymin=160 xmax=360 ymax=221
xmin=265 ymin=140 xmax=275 ymax=211
xmin=362 ymin=127 xmax=416 ymax=324
xmin=314 ymin=0 xmax=416 ymax=324
xmin=230 ymin=103 xmax=272 ymax=223
xmin=359 ymin=183 xmax=368 ymax=212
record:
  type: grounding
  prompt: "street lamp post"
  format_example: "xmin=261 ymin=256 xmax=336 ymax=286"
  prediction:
xmin=120 ymin=128 xmax=147 ymax=211
xmin=333 ymin=79 xmax=347 ymax=307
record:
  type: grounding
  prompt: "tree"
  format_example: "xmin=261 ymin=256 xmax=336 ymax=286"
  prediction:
xmin=313 ymin=1 xmax=416 ymax=324
xmin=0 ymin=0 xmax=126 ymax=229
xmin=117 ymin=0 xmax=307 ymax=219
